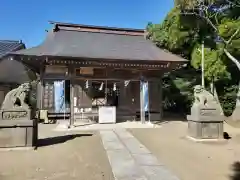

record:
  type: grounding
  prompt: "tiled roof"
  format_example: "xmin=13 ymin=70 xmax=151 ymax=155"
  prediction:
xmin=11 ymin=22 xmax=187 ymax=62
xmin=0 ymin=40 xmax=25 ymax=58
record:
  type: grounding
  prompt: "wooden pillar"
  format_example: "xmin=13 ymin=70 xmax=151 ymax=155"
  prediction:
xmin=160 ymin=77 xmax=163 ymax=119
xmin=118 ymin=81 xmax=126 ymax=109
xmin=37 ymin=81 xmax=43 ymax=109
xmin=131 ymin=81 xmax=140 ymax=116
xmin=117 ymin=81 xmax=127 ymax=120
xmin=124 ymin=81 xmax=134 ymax=111
xmin=140 ymin=80 xmax=146 ymax=124
xmin=148 ymin=78 xmax=163 ymax=121
xmin=69 ymin=82 xmax=75 ymax=127
xmin=69 ymin=66 xmax=74 ymax=127
xmin=37 ymin=64 xmax=44 ymax=110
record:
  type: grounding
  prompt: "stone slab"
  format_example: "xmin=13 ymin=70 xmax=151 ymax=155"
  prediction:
xmin=100 ymin=129 xmax=181 ymax=180
xmin=115 ymin=129 xmax=151 ymax=154
xmin=0 ymin=128 xmax=25 ymax=147
xmin=187 ymin=115 xmax=224 ymax=122
xmin=101 ymin=130 xmax=148 ymax=180
xmin=141 ymin=165 xmax=180 ymax=180
xmin=102 ymin=139 xmax=125 ymax=150
xmin=107 ymin=149 xmax=148 ymax=180
xmin=119 ymin=137 xmax=151 ymax=154
xmin=0 ymin=119 xmax=37 ymax=148
xmin=132 ymin=153 xmax=162 ymax=166
xmin=114 ymin=129 xmax=135 ymax=139
xmin=0 ymin=120 xmax=34 ymax=127
xmin=188 ymin=121 xmax=223 ymax=139
xmin=100 ymin=130 xmax=120 ymax=142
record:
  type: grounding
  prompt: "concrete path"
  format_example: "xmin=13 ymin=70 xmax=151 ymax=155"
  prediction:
xmin=100 ymin=128 xmax=180 ymax=180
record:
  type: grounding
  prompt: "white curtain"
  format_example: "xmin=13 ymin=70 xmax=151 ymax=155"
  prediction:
xmin=140 ymin=81 xmax=149 ymax=112
xmin=54 ymin=81 xmax=65 ymax=113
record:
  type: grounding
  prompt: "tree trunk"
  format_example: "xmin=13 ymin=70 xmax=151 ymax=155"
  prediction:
xmin=210 ymin=78 xmax=214 ymax=95
xmin=223 ymin=49 xmax=240 ymax=122
xmin=211 ymin=81 xmax=224 ymax=115
xmin=224 ymin=49 xmax=240 ymax=71
xmin=224 ymin=49 xmax=240 ymax=106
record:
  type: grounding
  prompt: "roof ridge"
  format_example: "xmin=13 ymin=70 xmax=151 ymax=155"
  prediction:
xmin=57 ymin=27 xmax=145 ymax=37
xmin=49 ymin=21 xmax=145 ymax=33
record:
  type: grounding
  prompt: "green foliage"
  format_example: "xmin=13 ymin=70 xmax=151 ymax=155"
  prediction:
xmin=147 ymin=0 xmax=240 ymax=114
xmin=162 ymin=67 xmax=200 ymax=114
xmin=147 ymin=8 xmax=195 ymax=59
xmin=219 ymin=19 xmax=240 ymax=56
xmin=191 ymin=45 xmax=230 ymax=81
xmin=217 ymin=82 xmax=238 ymax=116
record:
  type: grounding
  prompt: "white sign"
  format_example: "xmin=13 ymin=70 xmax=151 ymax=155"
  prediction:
xmin=98 ymin=106 xmax=116 ymax=124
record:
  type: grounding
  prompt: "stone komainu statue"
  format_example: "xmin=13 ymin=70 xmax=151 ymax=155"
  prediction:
xmin=192 ymin=85 xmax=224 ymax=115
xmin=188 ymin=87 xmax=224 ymax=140
xmin=1 ymin=83 xmax=31 ymax=110
xmin=193 ymin=85 xmax=219 ymax=107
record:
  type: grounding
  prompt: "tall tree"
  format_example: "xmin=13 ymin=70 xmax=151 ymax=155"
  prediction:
xmin=177 ymin=0 xmax=240 ymax=116
xmin=147 ymin=9 xmax=201 ymax=114
xmin=147 ymin=0 xmax=240 ymax=115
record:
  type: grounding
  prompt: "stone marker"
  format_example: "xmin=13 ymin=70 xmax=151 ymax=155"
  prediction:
xmin=0 ymin=83 xmax=38 ymax=148
xmin=187 ymin=85 xmax=224 ymax=140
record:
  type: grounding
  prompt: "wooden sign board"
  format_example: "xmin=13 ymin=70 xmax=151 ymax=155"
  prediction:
xmin=45 ymin=65 xmax=68 ymax=74
xmin=77 ymin=67 xmax=94 ymax=75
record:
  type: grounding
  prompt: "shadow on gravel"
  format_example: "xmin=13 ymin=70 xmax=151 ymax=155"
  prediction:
xmin=230 ymin=162 xmax=240 ymax=180
xmin=38 ymin=134 xmax=93 ymax=147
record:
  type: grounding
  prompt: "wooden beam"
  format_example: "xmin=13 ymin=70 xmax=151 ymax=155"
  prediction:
xmin=69 ymin=66 xmax=75 ymax=127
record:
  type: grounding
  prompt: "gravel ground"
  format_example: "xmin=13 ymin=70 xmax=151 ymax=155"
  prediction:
xmin=129 ymin=121 xmax=240 ymax=180
xmin=0 ymin=124 xmax=114 ymax=180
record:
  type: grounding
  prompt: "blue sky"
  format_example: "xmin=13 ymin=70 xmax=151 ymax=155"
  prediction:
xmin=0 ymin=0 xmax=173 ymax=47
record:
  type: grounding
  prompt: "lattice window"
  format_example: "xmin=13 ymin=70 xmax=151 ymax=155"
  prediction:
xmin=42 ymin=81 xmax=54 ymax=111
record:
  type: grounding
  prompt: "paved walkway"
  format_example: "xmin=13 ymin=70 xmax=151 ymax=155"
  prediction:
xmin=100 ymin=128 xmax=180 ymax=180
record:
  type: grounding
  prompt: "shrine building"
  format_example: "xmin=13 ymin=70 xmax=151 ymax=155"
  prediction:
xmin=8 ymin=21 xmax=187 ymax=125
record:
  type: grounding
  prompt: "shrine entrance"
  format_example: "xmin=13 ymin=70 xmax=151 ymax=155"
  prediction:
xmin=71 ymin=79 xmax=139 ymax=124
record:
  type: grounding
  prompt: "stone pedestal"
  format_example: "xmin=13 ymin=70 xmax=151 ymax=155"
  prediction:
xmin=0 ymin=109 xmax=37 ymax=148
xmin=187 ymin=106 xmax=224 ymax=140
xmin=0 ymin=82 xmax=38 ymax=149
xmin=0 ymin=119 xmax=38 ymax=148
